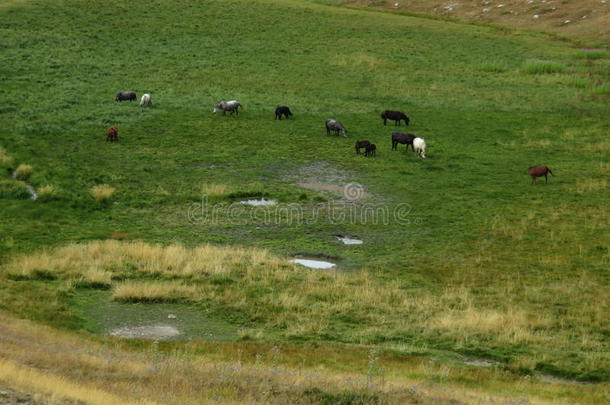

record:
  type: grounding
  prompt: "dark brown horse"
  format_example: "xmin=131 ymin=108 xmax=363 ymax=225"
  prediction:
xmin=106 ymin=126 xmax=118 ymax=142
xmin=528 ymin=166 xmax=553 ymax=184
xmin=391 ymin=132 xmax=415 ymax=151
xmin=365 ymin=143 xmax=376 ymax=157
xmin=381 ymin=110 xmax=409 ymax=126
xmin=355 ymin=140 xmax=371 ymax=154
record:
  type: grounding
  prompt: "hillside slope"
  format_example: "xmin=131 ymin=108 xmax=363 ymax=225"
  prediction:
xmin=330 ymin=0 xmax=610 ymax=46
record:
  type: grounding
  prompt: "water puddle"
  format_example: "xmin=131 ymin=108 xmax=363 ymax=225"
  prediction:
xmin=25 ymin=184 xmax=38 ymax=200
xmin=337 ymin=236 xmax=363 ymax=245
xmin=290 ymin=259 xmax=336 ymax=269
xmin=109 ymin=324 xmax=181 ymax=340
xmin=237 ymin=199 xmax=277 ymax=206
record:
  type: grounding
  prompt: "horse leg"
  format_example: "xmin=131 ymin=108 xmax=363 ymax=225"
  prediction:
xmin=383 ymin=118 xmax=387 ymax=126
xmin=544 ymin=173 xmax=548 ymax=183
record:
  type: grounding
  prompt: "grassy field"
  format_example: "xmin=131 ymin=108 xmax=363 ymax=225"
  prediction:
xmin=0 ymin=0 xmax=609 ymax=402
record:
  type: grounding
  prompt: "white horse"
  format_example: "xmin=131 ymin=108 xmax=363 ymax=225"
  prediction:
xmin=413 ymin=137 xmax=427 ymax=159
xmin=140 ymin=93 xmax=152 ymax=107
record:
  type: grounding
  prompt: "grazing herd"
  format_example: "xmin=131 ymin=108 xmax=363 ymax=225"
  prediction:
xmin=106 ymin=92 xmax=553 ymax=184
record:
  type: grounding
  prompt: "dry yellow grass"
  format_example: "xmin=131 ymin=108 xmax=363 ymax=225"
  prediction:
xmin=0 ymin=146 xmax=14 ymax=167
xmin=13 ymin=163 xmax=32 ymax=181
xmin=0 ymin=313 xmax=606 ymax=405
xmin=202 ymin=183 xmax=231 ymax=197
xmin=89 ymin=184 xmax=116 ymax=203
xmin=5 ymin=239 xmax=606 ymax=370
xmin=36 ymin=184 xmax=56 ymax=200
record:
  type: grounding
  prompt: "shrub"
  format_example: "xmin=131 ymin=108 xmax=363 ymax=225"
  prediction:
xmin=0 ymin=147 xmax=14 ymax=167
xmin=523 ymin=61 xmax=565 ymax=74
xmin=14 ymin=164 xmax=33 ymax=181
xmin=37 ymin=185 xmax=57 ymax=201
xmin=90 ymin=184 xmax=116 ymax=204
xmin=0 ymin=180 xmax=31 ymax=199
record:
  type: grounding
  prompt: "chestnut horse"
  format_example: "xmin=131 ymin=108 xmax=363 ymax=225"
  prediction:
xmin=106 ymin=126 xmax=118 ymax=142
xmin=355 ymin=140 xmax=371 ymax=154
xmin=528 ymin=166 xmax=553 ymax=184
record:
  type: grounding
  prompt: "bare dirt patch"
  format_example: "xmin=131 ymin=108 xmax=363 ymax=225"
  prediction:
xmin=108 ymin=324 xmax=181 ymax=340
xmin=291 ymin=161 xmax=371 ymax=201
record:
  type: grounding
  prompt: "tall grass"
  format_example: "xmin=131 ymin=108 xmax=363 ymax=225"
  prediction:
xmin=0 ymin=146 xmax=14 ymax=167
xmin=90 ymin=184 xmax=116 ymax=204
xmin=0 ymin=314 xmax=605 ymax=405
xmin=523 ymin=61 xmax=565 ymax=74
xmin=202 ymin=183 xmax=231 ymax=197
xmin=0 ymin=179 xmax=31 ymax=199
xmin=476 ymin=62 xmax=508 ymax=73
xmin=36 ymin=185 xmax=57 ymax=201
xmin=4 ymin=240 xmax=608 ymax=380
xmin=13 ymin=164 xmax=32 ymax=181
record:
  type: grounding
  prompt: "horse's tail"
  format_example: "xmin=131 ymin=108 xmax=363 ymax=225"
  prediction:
xmin=547 ymin=167 xmax=553 ymax=176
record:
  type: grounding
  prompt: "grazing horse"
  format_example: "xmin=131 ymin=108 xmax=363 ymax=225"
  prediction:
xmin=116 ymin=91 xmax=136 ymax=102
xmin=106 ymin=126 xmax=118 ymax=142
xmin=381 ymin=110 xmax=410 ymax=126
xmin=528 ymin=166 xmax=553 ymax=184
xmin=213 ymin=100 xmax=241 ymax=115
xmin=140 ymin=93 xmax=152 ymax=107
xmin=391 ymin=132 xmax=416 ymax=151
xmin=355 ymin=140 xmax=371 ymax=154
xmin=325 ymin=119 xmax=348 ymax=137
xmin=365 ymin=143 xmax=377 ymax=157
xmin=275 ymin=106 xmax=293 ymax=120
xmin=413 ymin=137 xmax=426 ymax=159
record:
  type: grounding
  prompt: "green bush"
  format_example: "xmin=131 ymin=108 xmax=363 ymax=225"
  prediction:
xmin=0 ymin=180 xmax=31 ymax=199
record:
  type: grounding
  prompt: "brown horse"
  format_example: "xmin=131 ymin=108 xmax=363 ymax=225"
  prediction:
xmin=355 ymin=140 xmax=371 ymax=154
xmin=106 ymin=126 xmax=118 ymax=142
xmin=391 ymin=132 xmax=415 ymax=151
xmin=365 ymin=143 xmax=376 ymax=157
xmin=528 ymin=166 xmax=553 ymax=184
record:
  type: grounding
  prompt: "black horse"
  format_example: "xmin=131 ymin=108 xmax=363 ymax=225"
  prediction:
xmin=116 ymin=91 xmax=136 ymax=102
xmin=275 ymin=106 xmax=293 ymax=120
xmin=381 ymin=110 xmax=410 ymax=126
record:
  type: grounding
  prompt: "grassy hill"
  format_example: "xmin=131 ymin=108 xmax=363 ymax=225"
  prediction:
xmin=0 ymin=0 xmax=609 ymax=403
